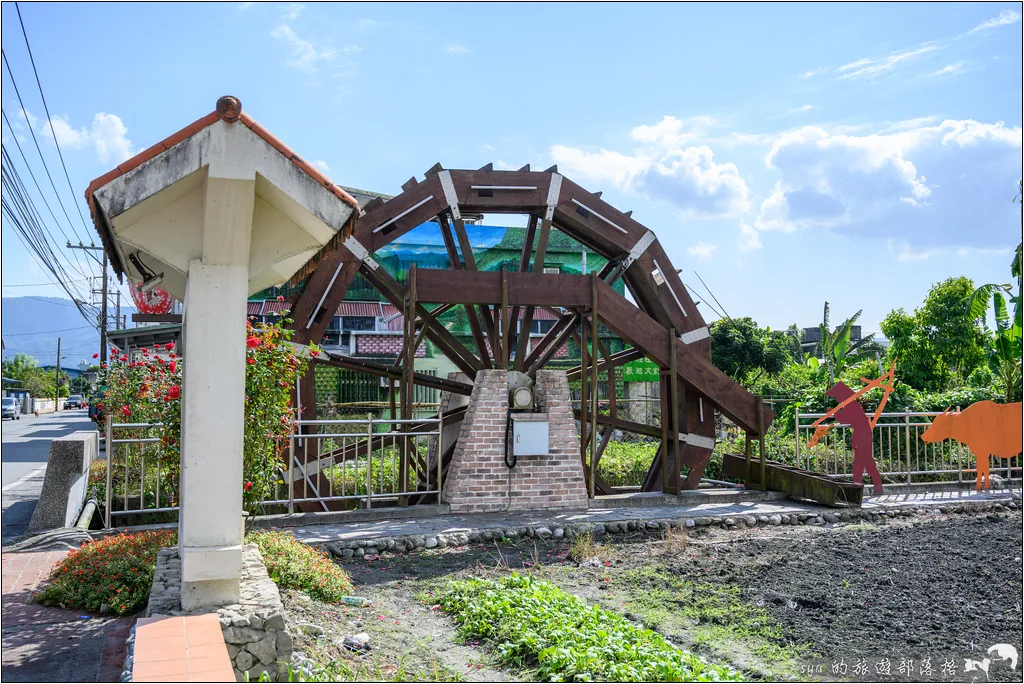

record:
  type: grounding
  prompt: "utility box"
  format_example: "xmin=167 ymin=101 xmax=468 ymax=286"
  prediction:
xmin=511 ymin=413 xmax=549 ymax=456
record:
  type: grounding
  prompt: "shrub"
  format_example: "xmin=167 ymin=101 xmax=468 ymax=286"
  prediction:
xmin=34 ymin=530 xmax=176 ymax=615
xmin=436 ymin=574 xmax=741 ymax=682
xmin=247 ymin=531 xmax=352 ymax=602
xmin=597 ymin=441 xmax=657 ymax=487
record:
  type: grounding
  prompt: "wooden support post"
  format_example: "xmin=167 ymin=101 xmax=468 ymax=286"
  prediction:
xmin=438 ymin=214 xmax=492 ymax=368
xmin=499 ymin=267 xmax=510 ymax=369
xmin=579 ymin=313 xmax=589 ymax=473
xmin=668 ymin=328 xmax=680 ymax=495
xmin=744 ymin=435 xmax=752 ymax=486
xmin=659 ymin=372 xmax=669 ymax=492
xmin=589 ymin=275 xmax=599 ymax=499
xmin=756 ymin=394 xmax=766 ymax=491
xmin=400 ymin=265 xmax=417 ymax=501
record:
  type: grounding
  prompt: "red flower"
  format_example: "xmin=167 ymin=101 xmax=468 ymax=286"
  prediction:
xmin=100 ymin=363 xmax=107 ymax=369
xmin=243 ymin=481 xmax=253 ymax=492
xmin=169 ymin=361 xmax=177 ymax=373
xmin=119 ymin=406 xmax=131 ymax=418
xmin=247 ymin=358 xmax=256 ymax=365
xmin=141 ymin=347 xmax=148 ymax=353
xmin=247 ymin=336 xmax=260 ymax=349
xmin=276 ymin=295 xmax=285 ymax=302
xmin=167 ymin=385 xmax=181 ymax=400
xmin=111 ymin=347 xmax=119 ymax=354
xmin=92 ymin=353 xmax=99 ymax=359
xmin=119 ymin=355 xmax=128 ymax=362
xmin=164 ymin=343 xmax=175 ymax=351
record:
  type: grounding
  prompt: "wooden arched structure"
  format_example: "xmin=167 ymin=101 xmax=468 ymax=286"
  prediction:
xmin=285 ymin=164 xmax=773 ymax=503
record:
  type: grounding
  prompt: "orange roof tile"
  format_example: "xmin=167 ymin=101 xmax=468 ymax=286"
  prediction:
xmin=84 ymin=96 xmax=360 ymax=279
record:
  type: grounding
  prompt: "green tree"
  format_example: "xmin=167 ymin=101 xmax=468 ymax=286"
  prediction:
xmin=2 ymin=353 xmax=39 ymax=380
xmin=710 ymin=318 xmax=792 ymax=385
xmin=917 ymin=276 xmax=986 ymax=384
xmin=880 ymin=308 xmax=948 ymax=391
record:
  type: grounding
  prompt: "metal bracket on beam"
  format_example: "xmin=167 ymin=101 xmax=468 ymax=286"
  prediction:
xmin=544 ymin=174 xmax=562 ymax=222
xmin=653 ymin=258 xmax=686 ymax=315
xmin=571 ymin=199 xmax=629 ymax=234
xmin=679 ymin=432 xmax=716 ymax=450
xmin=343 ymin=235 xmax=380 ymax=271
xmin=438 ymin=171 xmax=461 ymax=220
xmin=680 ymin=326 xmax=709 ymax=345
xmin=373 ymin=196 xmax=435 ymax=233
xmin=623 ymin=230 xmax=655 ymax=268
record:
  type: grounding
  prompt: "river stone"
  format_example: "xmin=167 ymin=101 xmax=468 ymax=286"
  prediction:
xmin=769 ymin=514 xmax=782 ymax=525
xmin=823 ymin=513 xmax=840 ymax=524
xmin=757 ymin=515 xmax=770 ymax=525
xmin=425 ymin=537 xmax=438 ymax=549
xmin=553 ymin=527 xmax=564 ymax=539
xmin=248 ymin=633 xmax=278 ymax=665
xmin=592 ymin=524 xmax=606 ymax=536
xmin=535 ymin=526 xmax=552 ymax=539
xmin=684 ymin=519 xmax=695 ymax=529
xmin=723 ymin=517 xmax=737 ymax=527
xmin=264 ymin=613 xmax=286 ymax=631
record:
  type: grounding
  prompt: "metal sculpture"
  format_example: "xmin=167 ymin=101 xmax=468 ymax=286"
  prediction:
xmin=129 ymin=281 xmax=174 ymax=315
xmin=921 ymin=401 xmax=1023 ymax=490
xmin=284 ymin=165 xmax=774 ymax=506
xmin=806 ymin=362 xmax=895 ymax=492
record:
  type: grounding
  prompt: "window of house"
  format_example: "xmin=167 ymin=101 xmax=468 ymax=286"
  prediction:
xmin=341 ymin=316 xmax=376 ymax=331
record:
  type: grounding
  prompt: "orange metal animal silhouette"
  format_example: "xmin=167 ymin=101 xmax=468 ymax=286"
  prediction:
xmin=921 ymin=401 xmax=1023 ymax=490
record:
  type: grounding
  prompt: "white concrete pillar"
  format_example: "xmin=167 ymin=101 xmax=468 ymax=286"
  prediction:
xmin=178 ymin=176 xmax=254 ymax=610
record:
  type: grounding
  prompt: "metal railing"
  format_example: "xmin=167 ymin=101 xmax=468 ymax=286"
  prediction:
xmin=795 ymin=409 xmax=1022 ymax=485
xmin=104 ymin=420 xmax=179 ymax=527
xmin=259 ymin=411 xmax=444 ymax=512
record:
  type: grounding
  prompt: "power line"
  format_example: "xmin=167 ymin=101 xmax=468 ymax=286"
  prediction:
xmin=14 ymin=2 xmax=91 ymax=242
xmin=2 ymin=325 xmax=95 ymax=337
xmin=0 ymin=50 xmax=89 ymax=251
xmin=1 ymin=278 xmax=90 ymax=288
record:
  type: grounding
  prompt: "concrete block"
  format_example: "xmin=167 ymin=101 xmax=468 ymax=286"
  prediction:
xmin=28 ymin=431 xmax=98 ymax=533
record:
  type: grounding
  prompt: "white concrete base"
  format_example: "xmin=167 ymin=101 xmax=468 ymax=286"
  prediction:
xmin=181 ymin=579 xmax=241 ymax=611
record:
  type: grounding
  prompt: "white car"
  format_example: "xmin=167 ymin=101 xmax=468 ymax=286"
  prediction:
xmin=2 ymin=397 xmax=22 ymax=420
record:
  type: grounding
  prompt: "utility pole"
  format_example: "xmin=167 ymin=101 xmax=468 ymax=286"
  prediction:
xmin=115 ymin=288 xmax=121 ymax=332
xmin=68 ymin=242 xmax=108 ymax=363
xmin=55 ymin=337 xmax=61 ymax=403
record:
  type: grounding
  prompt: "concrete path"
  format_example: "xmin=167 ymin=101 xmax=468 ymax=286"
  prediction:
xmin=1 ymin=548 xmax=132 ymax=683
xmin=2 ymin=409 xmax=95 ymax=541
xmin=288 ymin=487 xmax=1022 ymax=545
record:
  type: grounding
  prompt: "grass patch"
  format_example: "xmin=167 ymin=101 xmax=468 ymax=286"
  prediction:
xmin=34 ymin=530 xmax=175 ymax=615
xmin=619 ymin=567 xmax=810 ymax=677
xmin=434 ymin=573 xmax=741 ymax=682
xmin=259 ymin=655 xmax=456 ymax=682
xmin=246 ymin=530 xmax=353 ymax=602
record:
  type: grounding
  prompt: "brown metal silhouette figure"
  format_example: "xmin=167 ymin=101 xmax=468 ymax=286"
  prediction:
xmin=825 ymin=382 xmax=883 ymax=492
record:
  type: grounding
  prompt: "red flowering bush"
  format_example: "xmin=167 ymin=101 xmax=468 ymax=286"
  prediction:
xmin=34 ymin=530 xmax=176 ymax=615
xmin=243 ymin=313 xmax=314 ymax=509
xmin=246 ymin=530 xmax=352 ymax=602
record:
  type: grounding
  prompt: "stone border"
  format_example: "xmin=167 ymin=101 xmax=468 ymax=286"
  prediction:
xmin=314 ymin=494 xmax=1021 ymax=561
xmin=142 ymin=545 xmax=292 ymax=682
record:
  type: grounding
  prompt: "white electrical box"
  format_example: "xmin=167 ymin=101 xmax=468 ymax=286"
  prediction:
xmin=511 ymin=413 xmax=549 ymax=456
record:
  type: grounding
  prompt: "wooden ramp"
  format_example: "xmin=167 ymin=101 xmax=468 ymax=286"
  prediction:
xmin=721 ymin=452 xmax=864 ymax=507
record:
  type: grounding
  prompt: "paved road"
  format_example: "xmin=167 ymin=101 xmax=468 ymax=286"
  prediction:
xmin=1 ymin=409 xmax=96 ymax=541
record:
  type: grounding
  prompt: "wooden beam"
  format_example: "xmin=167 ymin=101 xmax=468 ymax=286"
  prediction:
xmin=514 ymin=212 xmax=552 ymax=371
xmin=589 ymin=274 xmax=599 ymax=499
xmin=565 ymin=347 xmax=644 ymax=379
xmin=314 ymin=353 xmax=473 ymax=395
xmin=524 ymin=311 xmax=579 ymax=375
xmin=413 ymin=270 xmax=590 ymax=307
xmin=438 ymin=213 xmax=493 ymax=368
xmin=572 ymin=410 xmax=662 ymax=439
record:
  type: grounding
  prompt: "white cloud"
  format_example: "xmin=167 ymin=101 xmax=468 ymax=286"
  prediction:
xmin=493 ymin=160 xmax=518 ymax=171
xmin=968 ymin=9 xmax=1021 ymax=34
xmin=272 ymin=24 xmax=335 ymax=71
xmin=787 ymin=104 xmax=816 ymax=114
xmin=282 ymin=3 xmax=304 ymax=20
xmin=932 ymin=63 xmax=964 ymax=77
xmin=799 ymin=67 xmax=826 ymax=79
xmin=550 ymin=116 xmax=750 ymax=219
xmin=687 ymin=241 xmax=718 ymax=260
xmin=314 ymin=159 xmax=330 ymax=172
xmin=751 ymin=119 xmax=1022 ymax=250
xmin=838 ymin=46 xmax=938 ymax=79
xmin=356 ymin=18 xmax=378 ymax=29
xmin=32 ymin=111 xmax=134 ymax=164
xmin=738 ymin=222 xmax=762 ymax=251
xmin=443 ymin=43 xmax=470 ymax=54
xmin=238 ymin=2 xmax=254 ymax=10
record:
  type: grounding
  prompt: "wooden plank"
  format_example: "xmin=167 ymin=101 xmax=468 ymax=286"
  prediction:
xmin=524 ymin=311 xmax=579 ymax=375
xmin=314 ymin=353 xmax=473 ymax=395
xmin=565 ymin=347 xmax=644 ymax=379
xmin=132 ymin=313 xmax=182 ymax=323
xmin=412 ymin=270 xmax=590 ymax=307
xmin=589 ymin=275 xmax=599 ymax=499
xmin=572 ymin=410 xmax=661 ymax=439
xmin=721 ymin=452 xmax=864 ymax=507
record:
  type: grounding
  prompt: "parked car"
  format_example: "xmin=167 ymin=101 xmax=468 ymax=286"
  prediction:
xmin=2 ymin=397 xmax=22 ymax=420
xmin=65 ymin=394 xmax=84 ymax=409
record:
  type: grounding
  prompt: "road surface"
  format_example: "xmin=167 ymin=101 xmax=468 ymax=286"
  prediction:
xmin=1 ymin=409 xmax=96 ymax=541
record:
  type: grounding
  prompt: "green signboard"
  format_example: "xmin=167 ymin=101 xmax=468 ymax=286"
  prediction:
xmin=621 ymin=357 xmax=660 ymax=381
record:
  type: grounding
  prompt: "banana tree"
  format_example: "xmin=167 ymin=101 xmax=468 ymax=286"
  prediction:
xmin=812 ymin=302 xmax=881 ymax=386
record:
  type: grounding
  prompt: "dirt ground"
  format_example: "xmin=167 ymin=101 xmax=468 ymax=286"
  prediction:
xmin=281 ymin=509 xmax=1023 ymax=682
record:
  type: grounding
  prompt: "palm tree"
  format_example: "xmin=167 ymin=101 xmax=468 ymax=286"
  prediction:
xmin=810 ymin=302 xmax=883 ymax=386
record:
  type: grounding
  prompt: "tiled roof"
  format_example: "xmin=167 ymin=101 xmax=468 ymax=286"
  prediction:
xmin=246 ymin=302 xmax=263 ymax=316
xmin=84 ymin=96 xmax=360 ymax=277
xmin=261 ymin=301 xmax=289 ymax=314
xmin=337 ymin=302 xmax=398 ymax=317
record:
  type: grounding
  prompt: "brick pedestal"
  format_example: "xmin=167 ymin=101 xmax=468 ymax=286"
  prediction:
xmin=441 ymin=369 xmax=588 ymax=513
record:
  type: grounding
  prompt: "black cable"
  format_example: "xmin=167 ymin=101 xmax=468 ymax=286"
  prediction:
xmin=15 ymin=3 xmax=92 ymax=241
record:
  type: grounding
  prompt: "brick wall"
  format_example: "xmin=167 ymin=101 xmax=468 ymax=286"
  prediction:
xmin=441 ymin=369 xmax=587 ymax=513
xmin=353 ymin=333 xmax=426 ymax=357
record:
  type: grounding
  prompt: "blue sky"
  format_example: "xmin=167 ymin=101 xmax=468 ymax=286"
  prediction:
xmin=2 ymin=2 xmax=1021 ymax=335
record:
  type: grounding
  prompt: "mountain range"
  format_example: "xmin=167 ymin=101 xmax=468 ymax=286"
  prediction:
xmin=1 ymin=296 xmax=135 ymax=368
